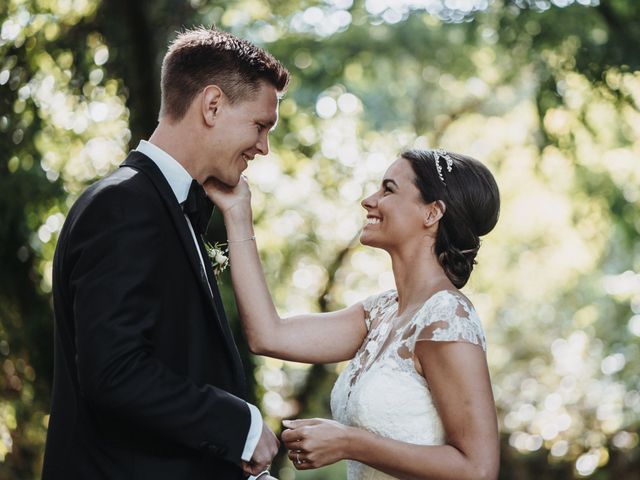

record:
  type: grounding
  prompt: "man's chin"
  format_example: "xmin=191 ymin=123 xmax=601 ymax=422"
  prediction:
xmin=206 ymin=174 xmax=239 ymax=188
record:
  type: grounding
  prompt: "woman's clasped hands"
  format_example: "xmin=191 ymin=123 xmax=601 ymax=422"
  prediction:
xmin=281 ymin=418 xmax=353 ymax=470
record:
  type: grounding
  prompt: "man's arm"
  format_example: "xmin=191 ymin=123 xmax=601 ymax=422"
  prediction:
xmin=67 ymin=184 xmax=251 ymax=464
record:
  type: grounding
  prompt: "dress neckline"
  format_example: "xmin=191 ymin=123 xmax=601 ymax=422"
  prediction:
xmin=390 ymin=288 xmax=462 ymax=318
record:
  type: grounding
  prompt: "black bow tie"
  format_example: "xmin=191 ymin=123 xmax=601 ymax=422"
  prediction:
xmin=183 ymin=179 xmax=214 ymax=234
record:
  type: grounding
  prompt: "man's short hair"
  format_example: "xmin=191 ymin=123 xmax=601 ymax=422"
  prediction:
xmin=160 ymin=27 xmax=290 ymax=120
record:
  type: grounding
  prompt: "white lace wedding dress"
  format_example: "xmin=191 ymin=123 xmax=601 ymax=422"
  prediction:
xmin=330 ymin=289 xmax=487 ymax=480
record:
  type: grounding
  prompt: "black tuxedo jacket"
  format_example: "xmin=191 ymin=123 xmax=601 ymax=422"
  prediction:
xmin=43 ymin=151 xmax=250 ymax=479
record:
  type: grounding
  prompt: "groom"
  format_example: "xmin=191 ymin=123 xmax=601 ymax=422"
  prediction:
xmin=42 ymin=28 xmax=289 ymax=479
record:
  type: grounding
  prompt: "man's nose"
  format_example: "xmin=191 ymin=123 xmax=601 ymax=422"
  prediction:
xmin=256 ymin=133 xmax=269 ymax=156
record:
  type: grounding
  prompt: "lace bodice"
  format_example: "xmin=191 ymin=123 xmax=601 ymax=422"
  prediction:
xmin=330 ymin=289 xmax=486 ymax=480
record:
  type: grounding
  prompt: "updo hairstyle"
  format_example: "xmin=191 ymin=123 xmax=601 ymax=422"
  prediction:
xmin=402 ymin=149 xmax=500 ymax=288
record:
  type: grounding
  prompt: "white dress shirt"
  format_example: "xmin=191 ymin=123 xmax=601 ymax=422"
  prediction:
xmin=135 ymin=140 xmax=263 ymax=465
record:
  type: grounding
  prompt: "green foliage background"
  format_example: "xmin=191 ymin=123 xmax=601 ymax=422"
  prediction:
xmin=1 ymin=0 xmax=639 ymax=478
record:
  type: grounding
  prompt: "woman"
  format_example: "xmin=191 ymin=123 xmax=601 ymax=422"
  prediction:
xmin=206 ymin=149 xmax=501 ymax=480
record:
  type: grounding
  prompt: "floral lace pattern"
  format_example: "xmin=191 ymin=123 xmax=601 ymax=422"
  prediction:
xmin=330 ymin=289 xmax=486 ymax=480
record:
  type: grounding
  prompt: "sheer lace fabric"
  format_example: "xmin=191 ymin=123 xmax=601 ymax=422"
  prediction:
xmin=330 ymin=289 xmax=486 ymax=480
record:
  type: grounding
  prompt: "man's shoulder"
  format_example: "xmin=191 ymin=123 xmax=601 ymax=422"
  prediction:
xmin=66 ymin=164 xmax=163 ymax=229
xmin=80 ymin=164 xmax=156 ymax=206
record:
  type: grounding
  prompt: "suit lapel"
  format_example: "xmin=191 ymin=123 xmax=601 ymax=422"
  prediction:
xmin=120 ymin=152 xmax=244 ymax=384
xmin=193 ymin=234 xmax=246 ymax=393
xmin=121 ymin=152 xmax=213 ymax=306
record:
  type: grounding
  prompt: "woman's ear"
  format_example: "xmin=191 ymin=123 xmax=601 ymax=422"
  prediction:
xmin=201 ymin=85 xmax=224 ymax=126
xmin=424 ymin=200 xmax=445 ymax=227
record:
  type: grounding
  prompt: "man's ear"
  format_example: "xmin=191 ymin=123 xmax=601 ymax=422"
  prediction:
xmin=424 ymin=200 xmax=445 ymax=227
xmin=201 ymin=85 xmax=224 ymax=126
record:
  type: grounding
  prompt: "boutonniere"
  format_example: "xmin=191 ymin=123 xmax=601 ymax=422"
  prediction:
xmin=204 ymin=241 xmax=229 ymax=278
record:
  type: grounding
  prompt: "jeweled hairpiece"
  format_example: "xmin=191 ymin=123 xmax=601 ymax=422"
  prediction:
xmin=433 ymin=148 xmax=454 ymax=184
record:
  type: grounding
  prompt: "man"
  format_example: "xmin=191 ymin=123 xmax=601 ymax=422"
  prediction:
xmin=42 ymin=27 xmax=289 ymax=480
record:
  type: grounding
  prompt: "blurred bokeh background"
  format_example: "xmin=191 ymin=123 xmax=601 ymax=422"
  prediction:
xmin=1 ymin=0 xmax=639 ymax=478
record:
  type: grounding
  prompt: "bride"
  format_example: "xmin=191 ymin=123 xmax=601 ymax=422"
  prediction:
xmin=206 ymin=148 xmax=501 ymax=480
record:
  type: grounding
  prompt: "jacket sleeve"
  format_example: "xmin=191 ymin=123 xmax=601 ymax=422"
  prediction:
xmin=65 ymin=182 xmax=251 ymax=464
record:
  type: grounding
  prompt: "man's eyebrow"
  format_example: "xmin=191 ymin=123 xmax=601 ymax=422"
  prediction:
xmin=382 ymin=179 xmax=398 ymax=188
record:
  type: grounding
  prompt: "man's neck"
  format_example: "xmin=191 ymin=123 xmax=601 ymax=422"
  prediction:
xmin=148 ymin=120 xmax=201 ymax=182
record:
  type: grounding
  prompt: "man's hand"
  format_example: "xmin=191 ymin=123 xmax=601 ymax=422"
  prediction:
xmin=242 ymin=422 xmax=279 ymax=476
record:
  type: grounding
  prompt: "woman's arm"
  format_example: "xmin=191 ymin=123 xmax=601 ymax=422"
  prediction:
xmin=205 ymin=177 xmax=368 ymax=364
xmin=282 ymin=341 xmax=499 ymax=480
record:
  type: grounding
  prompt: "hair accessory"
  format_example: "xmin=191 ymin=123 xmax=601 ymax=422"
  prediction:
xmin=433 ymin=148 xmax=454 ymax=184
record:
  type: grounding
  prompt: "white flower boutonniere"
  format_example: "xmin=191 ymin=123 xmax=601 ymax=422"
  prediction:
xmin=204 ymin=241 xmax=229 ymax=278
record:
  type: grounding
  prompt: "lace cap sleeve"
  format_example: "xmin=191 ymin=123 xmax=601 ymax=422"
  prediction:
xmin=360 ymin=289 xmax=396 ymax=332
xmin=411 ymin=291 xmax=486 ymax=351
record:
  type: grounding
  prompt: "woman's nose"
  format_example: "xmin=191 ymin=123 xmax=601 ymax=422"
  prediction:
xmin=361 ymin=192 xmax=377 ymax=210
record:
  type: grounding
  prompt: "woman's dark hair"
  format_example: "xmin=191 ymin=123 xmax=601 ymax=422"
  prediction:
xmin=402 ymin=149 xmax=500 ymax=288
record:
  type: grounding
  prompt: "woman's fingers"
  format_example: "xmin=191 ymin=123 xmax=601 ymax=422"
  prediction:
xmin=287 ymin=449 xmax=314 ymax=470
xmin=281 ymin=418 xmax=337 ymax=470
xmin=281 ymin=418 xmax=323 ymax=445
xmin=281 ymin=433 xmax=305 ymax=451
xmin=282 ymin=418 xmax=321 ymax=429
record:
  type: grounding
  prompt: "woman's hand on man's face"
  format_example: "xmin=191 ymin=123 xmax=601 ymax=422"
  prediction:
xmin=203 ymin=174 xmax=252 ymax=218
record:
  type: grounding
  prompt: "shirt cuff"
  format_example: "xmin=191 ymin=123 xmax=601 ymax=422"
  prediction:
xmin=241 ymin=402 xmax=263 ymax=462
